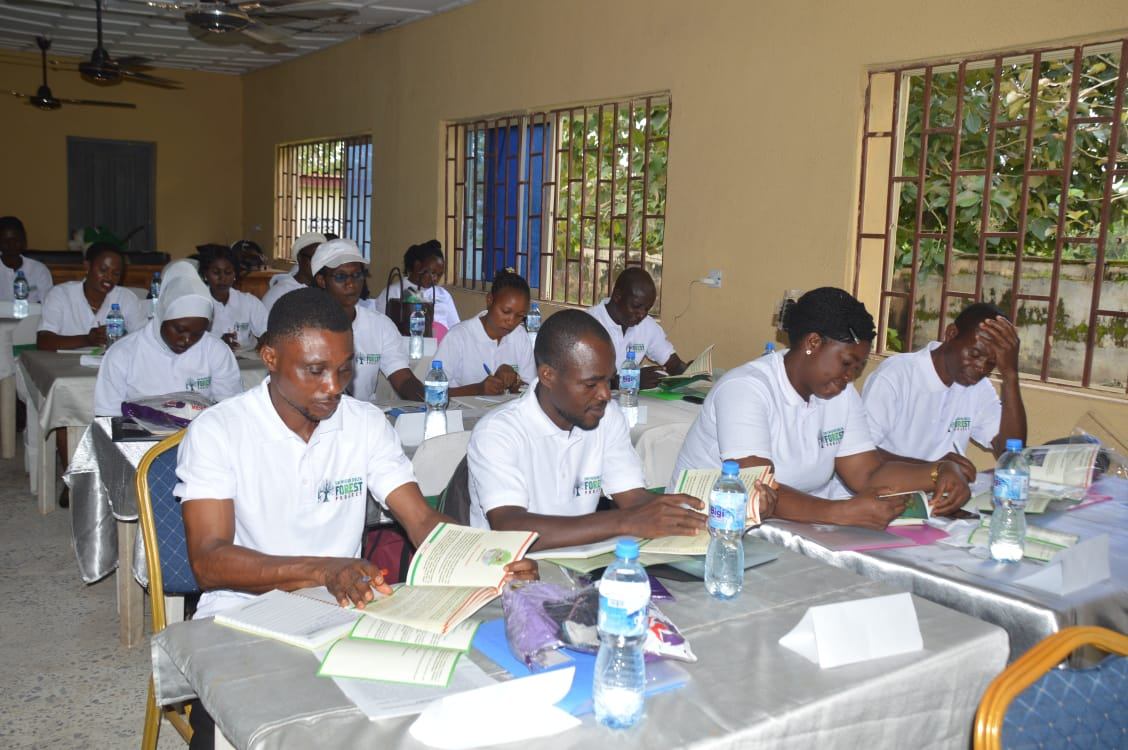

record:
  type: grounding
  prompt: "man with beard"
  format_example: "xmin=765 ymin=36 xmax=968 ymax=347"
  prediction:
xmin=177 ymin=288 xmax=535 ymax=747
xmin=466 ymin=309 xmax=708 ymax=550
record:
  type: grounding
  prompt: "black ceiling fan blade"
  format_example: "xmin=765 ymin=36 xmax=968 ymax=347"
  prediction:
xmin=256 ymin=8 xmax=356 ymax=22
xmin=58 ymin=97 xmax=137 ymax=109
xmin=121 ymin=69 xmax=183 ymax=87
xmin=115 ymin=56 xmax=154 ymax=69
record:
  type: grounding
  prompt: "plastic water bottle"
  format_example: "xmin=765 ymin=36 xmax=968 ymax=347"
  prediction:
xmin=525 ymin=302 xmax=541 ymax=339
xmin=423 ymin=359 xmax=449 ymax=439
xmin=594 ymin=538 xmax=649 ymax=730
xmin=12 ymin=270 xmax=29 ymax=318
xmin=147 ymin=271 xmax=161 ymax=319
xmin=409 ymin=304 xmax=426 ymax=360
xmin=619 ymin=350 xmax=640 ymax=408
xmin=106 ymin=303 xmax=125 ymax=347
xmin=989 ymin=438 xmax=1029 ymax=562
xmin=705 ymin=460 xmax=748 ymax=599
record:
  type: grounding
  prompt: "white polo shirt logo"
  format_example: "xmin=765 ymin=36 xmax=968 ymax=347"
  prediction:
xmin=627 ymin=343 xmax=646 ymax=357
xmin=818 ymin=427 xmax=845 ymax=449
xmin=574 ymin=474 xmax=602 ymax=498
xmin=357 ymin=353 xmax=381 ymax=366
xmin=316 ymin=476 xmax=365 ymax=504
xmin=185 ymin=376 xmax=212 ymax=392
xmin=947 ymin=417 xmax=972 ymax=433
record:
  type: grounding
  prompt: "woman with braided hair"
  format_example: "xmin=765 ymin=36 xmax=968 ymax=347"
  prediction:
xmin=673 ymin=287 xmax=971 ymax=529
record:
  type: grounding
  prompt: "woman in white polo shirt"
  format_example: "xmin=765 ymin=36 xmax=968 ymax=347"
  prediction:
xmin=94 ymin=268 xmax=242 ymax=416
xmin=435 ymin=269 xmax=536 ymax=396
xmin=312 ymin=238 xmax=424 ymax=403
xmin=37 ymin=242 xmax=147 ymax=351
xmin=197 ymin=244 xmax=268 ymax=351
xmin=672 ymin=287 xmax=972 ymax=529
xmin=369 ymin=239 xmax=460 ymax=338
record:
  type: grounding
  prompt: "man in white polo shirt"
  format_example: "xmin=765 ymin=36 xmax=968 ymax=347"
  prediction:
xmin=586 ymin=267 xmax=688 ymax=389
xmin=261 ymin=231 xmax=325 ymax=313
xmin=862 ymin=302 xmax=1026 ymax=467
xmin=177 ymin=288 xmax=536 ymax=748
xmin=468 ymin=309 xmax=706 ymax=550
xmin=311 ymin=238 xmax=424 ymax=402
xmin=0 ymin=216 xmax=53 ymax=303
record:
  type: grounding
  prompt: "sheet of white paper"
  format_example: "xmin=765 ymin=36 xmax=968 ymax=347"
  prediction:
xmin=396 ymin=410 xmax=464 ymax=446
xmin=1016 ymin=535 xmax=1111 ymax=596
xmin=332 ymin=658 xmax=496 ymax=721
xmin=779 ymin=592 xmax=923 ymax=669
xmin=409 ymin=667 xmax=580 ymax=749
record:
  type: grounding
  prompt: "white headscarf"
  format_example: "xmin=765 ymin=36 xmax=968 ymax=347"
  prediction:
xmin=160 ymin=259 xmax=201 ymax=290
xmin=157 ymin=274 xmax=214 ymax=324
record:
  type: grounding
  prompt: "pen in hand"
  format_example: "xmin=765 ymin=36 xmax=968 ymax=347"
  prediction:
xmin=482 ymin=364 xmax=492 ymax=377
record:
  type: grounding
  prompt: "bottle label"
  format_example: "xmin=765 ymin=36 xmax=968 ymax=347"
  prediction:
xmin=619 ymin=370 xmax=640 ymax=392
xmin=424 ymin=382 xmax=448 ymax=408
xmin=709 ymin=490 xmax=747 ymax=531
xmin=993 ymin=473 xmax=1028 ymax=505
xmin=598 ymin=579 xmax=649 ymax=637
xmin=410 ymin=318 xmax=425 ymax=335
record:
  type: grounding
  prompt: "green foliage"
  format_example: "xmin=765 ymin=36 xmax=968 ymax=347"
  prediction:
xmin=553 ymin=99 xmax=670 ymax=307
xmin=896 ymin=51 xmax=1127 ymax=276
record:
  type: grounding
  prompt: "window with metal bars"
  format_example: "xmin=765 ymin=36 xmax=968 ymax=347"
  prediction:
xmin=444 ymin=94 xmax=670 ymax=311
xmin=275 ymin=135 xmax=373 ymax=260
xmin=855 ymin=39 xmax=1127 ymax=393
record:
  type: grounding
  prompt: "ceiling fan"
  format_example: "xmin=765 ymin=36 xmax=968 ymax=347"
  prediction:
xmin=145 ymin=1 xmax=355 ymax=45
xmin=7 ymin=36 xmax=135 ymax=110
xmin=80 ymin=0 xmax=181 ymax=86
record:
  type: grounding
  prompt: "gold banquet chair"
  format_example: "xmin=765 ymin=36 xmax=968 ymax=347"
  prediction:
xmin=136 ymin=431 xmax=197 ymax=749
xmin=974 ymin=626 xmax=1128 ymax=750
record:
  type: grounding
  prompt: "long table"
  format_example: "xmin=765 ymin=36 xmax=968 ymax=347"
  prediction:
xmin=16 ymin=349 xmax=267 ymax=514
xmin=153 ymin=552 xmax=1008 ymax=749
xmin=754 ymin=483 xmax=1128 ymax=663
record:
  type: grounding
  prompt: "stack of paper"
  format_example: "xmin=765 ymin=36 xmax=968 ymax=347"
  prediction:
xmin=213 ymin=589 xmax=359 ymax=650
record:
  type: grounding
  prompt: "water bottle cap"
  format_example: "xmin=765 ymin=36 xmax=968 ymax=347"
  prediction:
xmin=614 ymin=538 xmax=640 ymax=559
xmin=1005 ymin=438 xmax=1024 ymax=452
xmin=531 ymin=302 xmax=539 ymax=310
xmin=721 ymin=460 xmax=740 ymax=476
xmin=765 ymin=342 xmax=775 ymax=351
xmin=626 ymin=351 xmax=636 ymax=361
xmin=111 ymin=303 xmax=120 ymax=310
xmin=414 ymin=304 xmax=422 ymax=311
xmin=16 ymin=270 xmax=24 ymax=277
xmin=431 ymin=359 xmax=442 ymax=369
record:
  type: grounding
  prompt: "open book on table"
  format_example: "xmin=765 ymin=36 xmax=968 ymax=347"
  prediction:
xmin=657 ymin=344 xmax=714 ymax=390
xmin=642 ymin=466 xmax=775 ymax=554
xmin=360 ymin=523 xmax=538 ymax=635
xmin=879 ymin=490 xmax=932 ymax=526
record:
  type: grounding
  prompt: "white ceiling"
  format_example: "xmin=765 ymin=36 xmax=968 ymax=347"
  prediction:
xmin=0 ymin=0 xmax=471 ymax=75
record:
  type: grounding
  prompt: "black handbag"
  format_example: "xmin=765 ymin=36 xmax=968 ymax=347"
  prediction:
xmin=383 ymin=266 xmax=435 ymax=336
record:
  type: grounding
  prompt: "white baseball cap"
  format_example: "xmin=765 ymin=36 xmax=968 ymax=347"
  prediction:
xmin=311 ymin=238 xmax=366 ymax=275
xmin=291 ymin=231 xmax=326 ymax=257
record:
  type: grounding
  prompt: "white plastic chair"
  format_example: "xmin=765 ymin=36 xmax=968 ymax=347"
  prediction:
xmin=11 ymin=312 xmax=41 ymax=347
xmin=410 ymin=430 xmax=472 ymax=498
xmin=634 ymin=421 xmax=692 ymax=490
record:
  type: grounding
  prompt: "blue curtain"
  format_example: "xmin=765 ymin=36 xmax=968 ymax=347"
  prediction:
xmin=482 ymin=124 xmax=547 ymax=288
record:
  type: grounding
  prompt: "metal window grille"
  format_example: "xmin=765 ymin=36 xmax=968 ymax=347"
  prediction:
xmin=275 ymin=135 xmax=373 ymax=260
xmin=855 ymin=39 xmax=1128 ymax=392
xmin=444 ymin=94 xmax=671 ymax=310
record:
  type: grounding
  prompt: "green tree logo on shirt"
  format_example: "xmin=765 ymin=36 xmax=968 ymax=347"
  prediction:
xmin=317 ymin=480 xmax=333 ymax=504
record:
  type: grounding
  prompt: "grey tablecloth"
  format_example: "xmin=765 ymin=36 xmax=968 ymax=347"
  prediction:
xmin=753 ymin=481 xmax=1128 ymax=663
xmin=153 ymin=551 xmax=1008 ymax=750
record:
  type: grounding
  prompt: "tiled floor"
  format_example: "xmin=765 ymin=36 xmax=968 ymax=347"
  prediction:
xmin=0 ymin=443 xmax=181 ymax=749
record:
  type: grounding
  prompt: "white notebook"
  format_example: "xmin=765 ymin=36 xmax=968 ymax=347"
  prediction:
xmin=214 ymin=589 xmax=359 ymax=650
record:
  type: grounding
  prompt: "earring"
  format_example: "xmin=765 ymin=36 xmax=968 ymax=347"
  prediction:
xmin=805 ymin=349 xmax=812 ymax=355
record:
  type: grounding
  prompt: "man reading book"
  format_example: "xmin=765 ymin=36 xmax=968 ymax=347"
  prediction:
xmin=585 ymin=267 xmax=689 ymax=389
xmin=467 ymin=309 xmax=713 ymax=550
xmin=178 ymin=288 xmax=536 ymax=620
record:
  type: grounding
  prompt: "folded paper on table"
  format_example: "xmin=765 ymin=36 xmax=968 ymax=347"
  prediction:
xmin=318 ymin=639 xmax=462 ymax=687
xmin=331 ymin=655 xmax=496 ymax=721
xmin=472 ymin=618 xmax=688 ymax=716
xmin=213 ymin=588 xmax=359 ymax=650
xmin=1015 ymin=535 xmax=1110 ymax=596
xmin=779 ymin=592 xmax=923 ymax=669
xmin=409 ymin=667 xmax=580 ymax=749
xmin=395 ymin=409 xmax=464 ymax=447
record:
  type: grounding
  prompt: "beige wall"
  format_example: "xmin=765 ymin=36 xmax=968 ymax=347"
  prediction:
xmin=0 ymin=51 xmax=242 ymax=256
xmin=240 ymin=0 xmax=1128 ymax=444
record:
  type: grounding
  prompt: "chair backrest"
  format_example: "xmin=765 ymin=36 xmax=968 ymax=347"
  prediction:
xmin=135 ymin=431 xmax=199 ymax=633
xmin=411 ymin=430 xmax=472 ymax=497
xmin=974 ymin=626 xmax=1128 ymax=750
xmin=634 ymin=421 xmax=692 ymax=490
xmin=11 ymin=313 xmax=41 ymax=346
xmin=439 ymin=456 xmax=472 ymax=525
